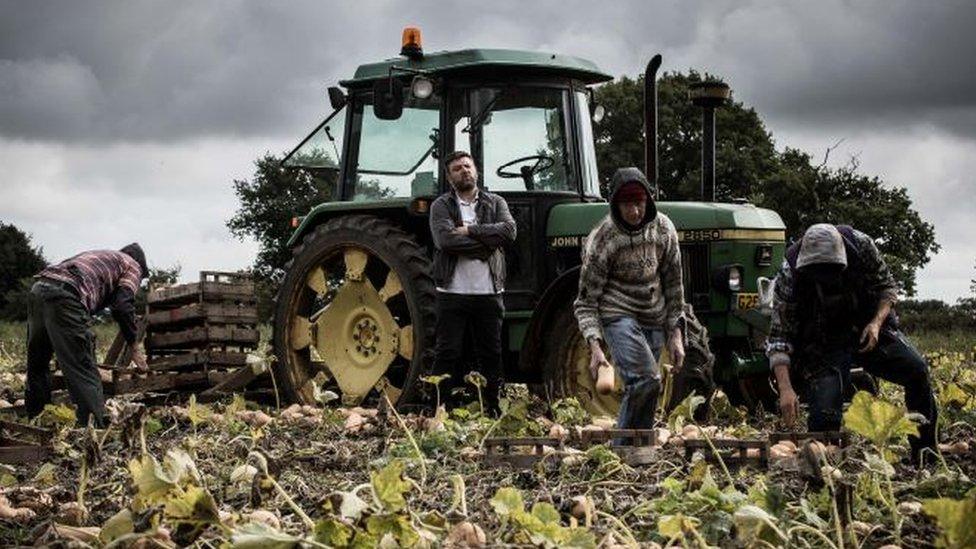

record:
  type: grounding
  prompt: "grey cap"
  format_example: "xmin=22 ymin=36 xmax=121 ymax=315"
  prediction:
xmin=796 ymin=224 xmax=847 ymax=269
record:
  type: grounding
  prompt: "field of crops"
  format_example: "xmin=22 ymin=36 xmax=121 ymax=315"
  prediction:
xmin=1 ymin=321 xmax=974 ymax=548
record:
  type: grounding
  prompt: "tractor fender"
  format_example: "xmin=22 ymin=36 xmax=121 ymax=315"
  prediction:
xmin=518 ymin=266 xmax=581 ymax=379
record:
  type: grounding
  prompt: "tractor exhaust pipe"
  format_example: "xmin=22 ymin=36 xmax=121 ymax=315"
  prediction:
xmin=690 ymin=81 xmax=730 ymax=201
xmin=644 ymin=55 xmax=662 ymax=196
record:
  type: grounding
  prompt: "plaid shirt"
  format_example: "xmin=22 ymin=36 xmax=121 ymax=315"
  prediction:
xmin=37 ymin=250 xmax=142 ymax=342
xmin=766 ymin=228 xmax=898 ymax=358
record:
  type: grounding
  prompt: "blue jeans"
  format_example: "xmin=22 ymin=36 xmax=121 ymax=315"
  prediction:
xmin=803 ymin=330 xmax=937 ymax=457
xmin=602 ymin=317 xmax=665 ymax=430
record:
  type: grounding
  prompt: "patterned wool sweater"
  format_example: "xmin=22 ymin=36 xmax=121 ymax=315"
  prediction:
xmin=573 ymin=212 xmax=685 ymax=341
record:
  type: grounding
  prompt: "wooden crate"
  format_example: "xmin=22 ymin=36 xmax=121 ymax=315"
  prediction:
xmin=147 ymin=271 xmax=255 ymax=309
xmin=483 ymin=437 xmax=564 ymax=467
xmin=0 ymin=420 xmax=52 ymax=465
xmin=146 ymin=302 xmax=258 ymax=329
xmin=147 ymin=326 xmax=260 ymax=351
xmin=108 ymin=271 xmax=263 ymax=396
xmin=683 ymin=438 xmax=769 ymax=467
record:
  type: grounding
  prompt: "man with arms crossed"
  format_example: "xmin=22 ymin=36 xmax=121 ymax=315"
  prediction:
xmin=429 ymin=151 xmax=516 ymax=415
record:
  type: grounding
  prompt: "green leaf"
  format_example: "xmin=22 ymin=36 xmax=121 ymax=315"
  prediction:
xmin=658 ymin=513 xmax=699 ymax=539
xmin=370 ymin=460 xmax=412 ymax=512
xmin=144 ymin=417 xmax=163 ymax=436
xmin=129 ymin=454 xmax=177 ymax=507
xmin=733 ymin=505 xmax=785 ymax=545
xmin=98 ymin=509 xmax=134 ymax=544
xmin=551 ymin=397 xmax=590 ymax=427
xmin=941 ymin=383 xmax=973 ymax=410
xmin=314 ymin=518 xmax=355 ymax=547
xmin=420 ymin=374 xmax=451 ymax=386
xmin=187 ymin=394 xmax=212 ymax=427
xmin=464 ymin=371 xmax=486 ymax=388
xmin=230 ymin=522 xmax=301 ymax=549
xmin=32 ymin=462 xmax=57 ymax=486
xmin=530 ymin=502 xmax=561 ymax=525
xmin=0 ymin=472 xmax=17 ymax=487
xmin=225 ymin=393 xmax=248 ymax=416
xmin=490 ymin=487 xmax=525 ymax=518
xmin=164 ymin=485 xmax=220 ymax=523
xmin=843 ymin=390 xmax=918 ymax=449
xmin=365 ymin=513 xmax=420 ymax=547
xmin=923 ymin=492 xmax=976 ymax=549
xmin=36 ymin=403 xmax=76 ymax=428
xmin=667 ymin=392 xmax=706 ymax=431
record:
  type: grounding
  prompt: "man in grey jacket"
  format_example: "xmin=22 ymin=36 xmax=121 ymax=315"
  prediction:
xmin=429 ymin=151 xmax=516 ymax=414
xmin=574 ymin=167 xmax=685 ymax=430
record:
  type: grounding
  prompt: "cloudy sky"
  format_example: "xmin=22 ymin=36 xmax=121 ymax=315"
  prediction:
xmin=1 ymin=1 xmax=973 ymax=301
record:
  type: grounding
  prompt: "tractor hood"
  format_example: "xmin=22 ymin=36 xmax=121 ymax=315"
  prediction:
xmin=546 ymin=201 xmax=785 ymax=245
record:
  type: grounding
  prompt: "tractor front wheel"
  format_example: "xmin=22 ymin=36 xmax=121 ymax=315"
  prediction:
xmin=272 ymin=215 xmax=436 ymax=407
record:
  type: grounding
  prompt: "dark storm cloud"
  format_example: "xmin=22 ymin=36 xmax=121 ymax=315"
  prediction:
xmin=1 ymin=1 xmax=974 ymax=141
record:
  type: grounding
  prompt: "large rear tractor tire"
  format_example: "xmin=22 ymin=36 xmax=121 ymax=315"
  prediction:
xmin=272 ymin=215 xmax=436 ymax=407
xmin=539 ymin=300 xmax=622 ymax=418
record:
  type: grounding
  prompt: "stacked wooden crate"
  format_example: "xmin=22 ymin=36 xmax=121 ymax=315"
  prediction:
xmin=111 ymin=271 xmax=260 ymax=394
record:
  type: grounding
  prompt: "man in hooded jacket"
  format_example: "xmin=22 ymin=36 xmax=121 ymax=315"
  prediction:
xmin=574 ymin=167 xmax=685 ymax=429
xmin=25 ymin=243 xmax=149 ymax=428
xmin=768 ymin=224 xmax=937 ymax=464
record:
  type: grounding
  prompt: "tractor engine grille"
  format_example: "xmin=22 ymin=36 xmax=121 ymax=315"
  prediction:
xmin=680 ymin=243 xmax=711 ymax=311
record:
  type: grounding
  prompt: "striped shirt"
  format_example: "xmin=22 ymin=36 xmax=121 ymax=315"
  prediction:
xmin=37 ymin=250 xmax=142 ymax=342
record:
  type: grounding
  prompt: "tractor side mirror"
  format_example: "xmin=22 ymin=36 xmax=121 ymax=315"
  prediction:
xmin=328 ymin=86 xmax=346 ymax=110
xmin=372 ymin=78 xmax=404 ymax=120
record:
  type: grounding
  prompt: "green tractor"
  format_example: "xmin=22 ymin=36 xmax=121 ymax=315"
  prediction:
xmin=273 ymin=31 xmax=785 ymax=414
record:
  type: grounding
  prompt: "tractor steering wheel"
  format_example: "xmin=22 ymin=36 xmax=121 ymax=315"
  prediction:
xmin=495 ymin=155 xmax=555 ymax=190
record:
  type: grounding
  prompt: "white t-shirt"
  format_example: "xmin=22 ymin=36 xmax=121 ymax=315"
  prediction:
xmin=437 ymin=193 xmax=498 ymax=295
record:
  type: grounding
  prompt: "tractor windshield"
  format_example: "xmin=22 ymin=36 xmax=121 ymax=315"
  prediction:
xmin=455 ymin=87 xmax=572 ymax=193
xmin=352 ymin=92 xmax=441 ymax=200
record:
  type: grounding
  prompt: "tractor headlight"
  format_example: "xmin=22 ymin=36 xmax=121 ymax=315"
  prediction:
xmin=411 ymin=76 xmax=434 ymax=99
xmin=712 ymin=264 xmax=744 ymax=293
xmin=728 ymin=266 xmax=742 ymax=291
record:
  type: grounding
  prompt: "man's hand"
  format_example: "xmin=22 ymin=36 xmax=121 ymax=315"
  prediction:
xmin=859 ymin=320 xmax=881 ymax=353
xmin=451 ymin=225 xmax=470 ymax=236
xmin=131 ymin=345 xmax=148 ymax=372
xmin=779 ymin=387 xmax=800 ymax=427
xmin=668 ymin=328 xmax=685 ymax=370
xmin=588 ymin=339 xmax=611 ymax=380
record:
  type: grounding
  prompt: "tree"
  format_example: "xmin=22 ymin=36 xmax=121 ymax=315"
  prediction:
xmin=0 ymin=222 xmax=47 ymax=320
xmin=759 ymin=150 xmax=938 ymax=295
xmin=594 ymin=71 xmax=778 ymax=200
xmin=228 ymin=151 xmax=396 ymax=319
xmin=227 ymin=153 xmax=337 ymax=318
xmin=593 ymin=70 xmax=938 ymax=296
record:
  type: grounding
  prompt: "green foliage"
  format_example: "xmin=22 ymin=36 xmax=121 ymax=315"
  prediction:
xmin=231 ymin=522 xmax=302 ymax=549
xmin=370 ymin=460 xmax=412 ymax=512
xmin=594 ymin=71 xmax=778 ymax=201
xmin=593 ymin=71 xmax=938 ymax=295
xmin=226 ymin=153 xmax=337 ymax=319
xmin=35 ymin=403 xmax=76 ymax=429
xmin=843 ymin=390 xmax=919 ymax=454
xmin=0 ymin=222 xmax=46 ymax=321
xmin=667 ymin=392 xmax=706 ymax=431
xmin=550 ymin=397 xmax=590 ymax=427
xmin=923 ymin=490 xmax=976 ymax=549
xmin=490 ymin=486 xmax=596 ymax=548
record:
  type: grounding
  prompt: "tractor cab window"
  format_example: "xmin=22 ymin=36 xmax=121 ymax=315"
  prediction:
xmin=575 ymin=90 xmax=601 ymax=198
xmin=455 ymin=88 xmax=572 ymax=193
xmin=281 ymin=105 xmax=347 ymax=199
xmin=352 ymin=91 xmax=441 ymax=200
